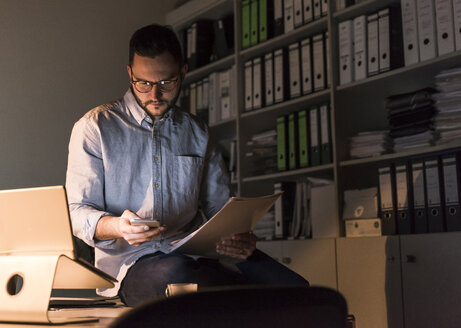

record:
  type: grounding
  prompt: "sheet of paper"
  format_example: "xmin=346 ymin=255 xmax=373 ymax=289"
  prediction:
xmin=170 ymin=192 xmax=282 ymax=258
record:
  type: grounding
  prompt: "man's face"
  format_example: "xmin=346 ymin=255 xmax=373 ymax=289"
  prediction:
xmin=127 ymin=52 xmax=187 ymax=121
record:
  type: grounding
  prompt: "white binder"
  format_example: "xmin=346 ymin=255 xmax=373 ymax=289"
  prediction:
xmin=274 ymin=48 xmax=286 ymax=103
xmin=252 ymin=57 xmax=263 ymax=110
xmin=325 ymin=31 xmax=330 ymax=87
xmin=264 ymin=52 xmax=274 ymax=106
xmin=313 ymin=33 xmax=325 ymax=91
xmin=378 ymin=8 xmax=391 ymax=72
xmin=321 ymin=0 xmax=328 ymax=16
xmin=435 ymin=0 xmax=455 ymax=55
xmin=353 ymin=15 xmax=367 ymax=81
xmin=416 ymin=0 xmax=438 ymax=61
xmin=338 ymin=19 xmax=354 ymax=85
xmin=301 ymin=37 xmax=313 ymax=95
xmin=196 ymin=80 xmax=203 ymax=111
xmin=401 ymin=0 xmax=420 ymax=66
xmin=208 ymin=72 xmax=218 ymax=124
xmin=284 ymin=0 xmax=295 ymax=33
xmin=367 ymin=13 xmax=379 ymax=76
xmin=294 ymin=0 xmax=304 ymax=28
xmin=219 ymin=69 xmax=231 ymax=120
xmin=189 ymin=82 xmax=197 ymax=115
xmin=453 ymin=0 xmax=461 ymax=50
xmin=304 ymin=0 xmax=314 ymax=24
xmin=313 ymin=0 xmax=322 ymax=19
xmin=289 ymin=42 xmax=302 ymax=98
xmin=244 ymin=60 xmax=253 ymax=111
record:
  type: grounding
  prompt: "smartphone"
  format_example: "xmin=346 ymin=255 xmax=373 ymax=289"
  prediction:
xmin=129 ymin=219 xmax=160 ymax=228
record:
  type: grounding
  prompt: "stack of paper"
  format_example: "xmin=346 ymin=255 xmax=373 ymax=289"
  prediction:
xmin=245 ymin=129 xmax=278 ymax=175
xmin=433 ymin=67 xmax=461 ymax=145
xmin=349 ymin=130 xmax=392 ymax=158
xmin=386 ymin=88 xmax=437 ymax=152
xmin=252 ymin=210 xmax=275 ymax=240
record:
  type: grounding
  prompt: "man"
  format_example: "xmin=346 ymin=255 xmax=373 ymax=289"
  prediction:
xmin=66 ymin=24 xmax=308 ymax=306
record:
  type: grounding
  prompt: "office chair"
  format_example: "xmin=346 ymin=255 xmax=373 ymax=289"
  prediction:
xmin=110 ymin=285 xmax=348 ymax=328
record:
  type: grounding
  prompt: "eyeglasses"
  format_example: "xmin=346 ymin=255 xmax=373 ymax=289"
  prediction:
xmin=129 ymin=68 xmax=180 ymax=93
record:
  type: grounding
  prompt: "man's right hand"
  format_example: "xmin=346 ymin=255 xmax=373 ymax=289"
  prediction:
xmin=94 ymin=209 xmax=166 ymax=246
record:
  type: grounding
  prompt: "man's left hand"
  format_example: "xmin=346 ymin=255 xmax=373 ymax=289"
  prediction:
xmin=216 ymin=232 xmax=257 ymax=260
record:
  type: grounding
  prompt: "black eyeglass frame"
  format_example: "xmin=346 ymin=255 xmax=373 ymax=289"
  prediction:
xmin=129 ymin=66 xmax=181 ymax=93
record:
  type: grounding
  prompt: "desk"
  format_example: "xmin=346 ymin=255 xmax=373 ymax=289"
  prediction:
xmin=0 ymin=307 xmax=130 ymax=328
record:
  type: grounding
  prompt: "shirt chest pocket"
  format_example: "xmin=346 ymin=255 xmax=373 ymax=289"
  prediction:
xmin=172 ymin=155 xmax=204 ymax=197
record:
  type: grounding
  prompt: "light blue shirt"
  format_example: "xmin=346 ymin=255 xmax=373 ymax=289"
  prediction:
xmin=66 ymin=89 xmax=230 ymax=296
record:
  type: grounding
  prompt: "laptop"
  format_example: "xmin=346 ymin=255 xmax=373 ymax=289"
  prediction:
xmin=0 ymin=185 xmax=117 ymax=323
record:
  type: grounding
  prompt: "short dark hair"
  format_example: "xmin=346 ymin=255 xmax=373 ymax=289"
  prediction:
xmin=129 ymin=24 xmax=183 ymax=66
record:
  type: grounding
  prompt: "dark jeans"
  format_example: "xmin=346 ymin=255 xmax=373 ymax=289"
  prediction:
xmin=118 ymin=250 xmax=309 ymax=306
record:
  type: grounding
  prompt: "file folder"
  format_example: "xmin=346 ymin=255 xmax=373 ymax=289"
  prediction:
xmin=353 ymin=15 xmax=367 ymax=81
xmin=395 ymin=162 xmax=413 ymax=234
xmin=213 ymin=15 xmax=234 ymax=59
xmin=309 ymin=107 xmax=321 ymax=166
xmin=303 ymin=0 xmax=314 ymax=24
xmin=244 ymin=60 xmax=253 ymax=111
xmin=313 ymin=0 xmax=321 ymax=19
xmin=264 ymin=52 xmax=274 ymax=106
xmin=321 ymin=0 xmax=328 ymax=16
xmin=424 ymin=158 xmax=445 ymax=232
xmin=298 ymin=109 xmax=310 ymax=167
xmin=320 ymin=104 xmax=332 ymax=164
xmin=252 ymin=57 xmax=263 ymax=109
xmin=367 ymin=13 xmax=379 ymax=76
xmin=277 ymin=115 xmax=289 ymax=171
xmin=453 ymin=0 xmax=461 ymax=50
xmin=219 ymin=69 xmax=231 ymax=120
xmin=250 ymin=0 xmax=259 ymax=46
xmin=288 ymin=112 xmax=299 ymax=170
xmin=378 ymin=165 xmax=397 ymax=235
xmin=294 ymin=0 xmax=304 ymax=28
xmin=274 ymin=48 xmax=288 ymax=103
xmin=208 ymin=72 xmax=218 ymax=124
xmin=259 ymin=0 xmax=274 ymax=42
xmin=289 ymin=42 xmax=302 ymax=98
xmin=435 ymin=0 xmax=455 ymax=55
xmin=274 ymin=181 xmax=296 ymax=238
xmin=339 ymin=19 xmax=354 ymax=84
xmin=312 ymin=33 xmax=326 ymax=91
xmin=441 ymin=155 xmax=461 ymax=231
xmin=401 ymin=0 xmax=420 ymax=66
xmin=416 ymin=0 xmax=438 ymax=61
xmin=411 ymin=161 xmax=428 ymax=233
xmin=274 ymin=0 xmax=284 ymax=36
xmin=284 ymin=0 xmax=295 ymax=33
xmin=378 ymin=6 xmax=404 ymax=73
xmin=325 ymin=31 xmax=330 ymax=88
xmin=301 ymin=37 xmax=313 ymax=95
xmin=242 ymin=0 xmax=251 ymax=49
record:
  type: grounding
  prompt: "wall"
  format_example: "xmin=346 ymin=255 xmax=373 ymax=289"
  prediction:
xmin=0 ymin=0 xmax=177 ymax=189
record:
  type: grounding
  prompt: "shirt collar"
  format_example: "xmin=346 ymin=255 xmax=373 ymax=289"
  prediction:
xmin=123 ymin=89 xmax=180 ymax=126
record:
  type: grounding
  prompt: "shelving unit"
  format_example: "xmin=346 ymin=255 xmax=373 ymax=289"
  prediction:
xmin=167 ymin=1 xmax=461 ymax=327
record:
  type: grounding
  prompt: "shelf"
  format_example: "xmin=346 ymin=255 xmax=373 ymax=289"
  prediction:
xmin=333 ymin=0 xmax=400 ymax=21
xmin=242 ymin=164 xmax=334 ymax=183
xmin=184 ymin=55 xmax=234 ymax=84
xmin=209 ymin=117 xmax=236 ymax=128
xmin=239 ymin=17 xmax=328 ymax=62
xmin=341 ymin=141 xmax=461 ymax=167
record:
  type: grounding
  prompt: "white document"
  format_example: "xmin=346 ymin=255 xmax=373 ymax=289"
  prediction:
xmin=170 ymin=193 xmax=282 ymax=258
xmin=304 ymin=0 xmax=314 ymax=24
xmin=353 ymin=15 xmax=367 ymax=80
xmin=288 ymin=42 xmax=301 ymax=98
xmin=244 ymin=60 xmax=253 ymax=111
xmin=378 ymin=8 xmax=391 ymax=72
xmin=401 ymin=0 xmax=420 ymax=66
xmin=252 ymin=57 xmax=263 ymax=109
xmin=312 ymin=33 xmax=325 ymax=91
xmin=284 ymin=0 xmax=295 ymax=33
xmin=367 ymin=13 xmax=379 ymax=76
xmin=435 ymin=0 xmax=455 ymax=55
xmin=294 ymin=0 xmax=304 ymax=28
xmin=264 ymin=52 xmax=274 ymax=106
xmin=453 ymin=0 xmax=461 ymax=50
xmin=339 ymin=19 xmax=354 ymax=85
xmin=274 ymin=48 xmax=285 ymax=103
xmin=417 ymin=0 xmax=438 ymax=61
xmin=301 ymin=37 xmax=313 ymax=95
xmin=342 ymin=187 xmax=378 ymax=219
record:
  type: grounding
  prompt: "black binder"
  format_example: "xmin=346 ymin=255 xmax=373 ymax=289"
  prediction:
xmin=411 ymin=160 xmax=428 ymax=233
xmin=395 ymin=162 xmax=413 ymax=234
xmin=378 ymin=165 xmax=397 ymax=235
xmin=424 ymin=157 xmax=445 ymax=232
xmin=441 ymin=154 xmax=461 ymax=232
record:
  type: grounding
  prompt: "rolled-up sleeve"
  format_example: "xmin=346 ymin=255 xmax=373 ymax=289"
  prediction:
xmin=65 ymin=116 xmax=115 ymax=248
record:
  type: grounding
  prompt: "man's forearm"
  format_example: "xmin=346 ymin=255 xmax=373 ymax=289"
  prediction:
xmin=94 ymin=215 xmax=122 ymax=241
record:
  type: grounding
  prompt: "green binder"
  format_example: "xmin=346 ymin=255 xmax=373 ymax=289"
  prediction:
xmin=298 ymin=109 xmax=310 ymax=167
xmin=277 ymin=115 xmax=288 ymax=171
xmin=320 ymin=104 xmax=332 ymax=164
xmin=309 ymin=107 xmax=321 ymax=166
xmin=288 ymin=112 xmax=299 ymax=170
xmin=259 ymin=0 xmax=273 ymax=42
xmin=250 ymin=0 xmax=259 ymax=46
xmin=242 ymin=0 xmax=251 ymax=49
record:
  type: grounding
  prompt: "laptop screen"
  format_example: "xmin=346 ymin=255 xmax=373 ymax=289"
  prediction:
xmin=0 ymin=185 xmax=75 ymax=258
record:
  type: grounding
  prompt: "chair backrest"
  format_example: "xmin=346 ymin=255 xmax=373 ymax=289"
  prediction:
xmin=110 ymin=286 xmax=348 ymax=328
